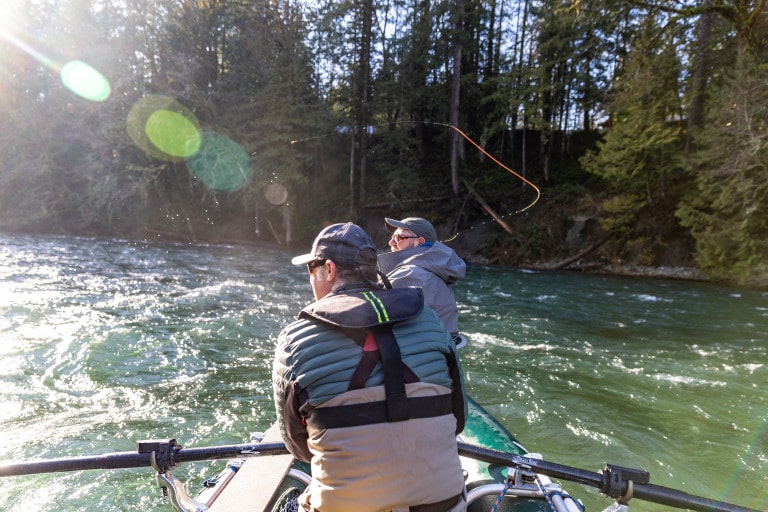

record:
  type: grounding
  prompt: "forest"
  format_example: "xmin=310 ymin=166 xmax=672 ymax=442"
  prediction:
xmin=1 ymin=0 xmax=767 ymax=287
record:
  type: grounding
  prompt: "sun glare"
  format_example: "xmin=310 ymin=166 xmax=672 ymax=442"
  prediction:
xmin=0 ymin=8 xmax=111 ymax=102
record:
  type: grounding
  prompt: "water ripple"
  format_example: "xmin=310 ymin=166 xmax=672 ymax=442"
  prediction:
xmin=1 ymin=235 xmax=766 ymax=512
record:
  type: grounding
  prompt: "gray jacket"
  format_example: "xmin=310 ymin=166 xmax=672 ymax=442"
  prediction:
xmin=378 ymin=241 xmax=466 ymax=336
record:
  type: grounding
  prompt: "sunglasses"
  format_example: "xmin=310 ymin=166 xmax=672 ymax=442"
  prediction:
xmin=307 ymin=259 xmax=326 ymax=274
xmin=391 ymin=233 xmax=420 ymax=242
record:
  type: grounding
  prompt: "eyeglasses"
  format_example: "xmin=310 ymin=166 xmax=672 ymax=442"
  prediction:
xmin=391 ymin=233 xmax=420 ymax=243
xmin=307 ymin=259 xmax=325 ymax=274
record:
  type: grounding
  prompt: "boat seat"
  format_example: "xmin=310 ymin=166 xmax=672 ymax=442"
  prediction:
xmin=208 ymin=424 xmax=296 ymax=512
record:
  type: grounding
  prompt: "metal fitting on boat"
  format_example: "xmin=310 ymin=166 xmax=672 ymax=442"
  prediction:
xmin=156 ymin=471 xmax=209 ymax=512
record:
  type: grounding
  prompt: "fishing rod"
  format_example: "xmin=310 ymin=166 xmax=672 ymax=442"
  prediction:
xmin=292 ymin=120 xmax=542 ymax=242
xmin=0 ymin=439 xmax=759 ymax=512
xmin=294 ymin=121 xmax=540 ymax=211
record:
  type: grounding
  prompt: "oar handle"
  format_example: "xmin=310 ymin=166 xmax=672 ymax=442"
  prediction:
xmin=456 ymin=442 xmax=759 ymax=512
xmin=0 ymin=441 xmax=290 ymax=477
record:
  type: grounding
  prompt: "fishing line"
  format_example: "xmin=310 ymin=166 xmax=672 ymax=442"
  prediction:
xmin=443 ymin=124 xmax=541 ymax=243
xmin=448 ymin=124 xmax=540 ymax=212
xmin=289 ymin=120 xmax=432 ymax=144
xmin=291 ymin=120 xmax=541 ymax=242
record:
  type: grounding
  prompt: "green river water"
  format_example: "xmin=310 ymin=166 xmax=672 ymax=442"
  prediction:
xmin=0 ymin=234 xmax=765 ymax=511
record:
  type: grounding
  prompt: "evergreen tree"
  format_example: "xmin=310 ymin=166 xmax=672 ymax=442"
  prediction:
xmin=677 ymin=63 xmax=768 ymax=286
xmin=581 ymin=14 xmax=686 ymax=259
xmin=676 ymin=0 xmax=768 ymax=286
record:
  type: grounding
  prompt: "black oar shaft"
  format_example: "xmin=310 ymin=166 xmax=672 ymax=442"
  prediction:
xmin=0 ymin=442 xmax=290 ymax=478
xmin=456 ymin=442 xmax=759 ymax=512
xmin=631 ymin=484 xmax=754 ymax=512
xmin=176 ymin=442 xmax=290 ymax=464
xmin=458 ymin=442 xmax=603 ymax=488
xmin=0 ymin=452 xmax=151 ymax=477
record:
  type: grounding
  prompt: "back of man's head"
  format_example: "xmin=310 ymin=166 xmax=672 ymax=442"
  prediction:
xmin=292 ymin=222 xmax=380 ymax=284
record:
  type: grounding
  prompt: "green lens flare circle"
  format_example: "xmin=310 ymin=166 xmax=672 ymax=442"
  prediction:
xmin=126 ymin=95 xmax=201 ymax=161
xmin=145 ymin=110 xmax=201 ymax=158
xmin=187 ymin=133 xmax=253 ymax=191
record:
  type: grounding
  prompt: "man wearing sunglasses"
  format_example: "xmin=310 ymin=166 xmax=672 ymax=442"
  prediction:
xmin=379 ymin=217 xmax=466 ymax=346
xmin=274 ymin=222 xmax=468 ymax=512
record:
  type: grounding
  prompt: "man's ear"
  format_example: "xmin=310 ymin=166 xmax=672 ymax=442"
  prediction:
xmin=324 ymin=260 xmax=337 ymax=281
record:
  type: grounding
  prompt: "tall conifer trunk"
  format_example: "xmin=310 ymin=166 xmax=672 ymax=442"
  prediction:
xmin=450 ymin=0 xmax=464 ymax=196
xmin=685 ymin=0 xmax=714 ymax=169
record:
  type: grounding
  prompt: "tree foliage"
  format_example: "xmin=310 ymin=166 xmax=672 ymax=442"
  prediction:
xmin=581 ymin=12 xmax=687 ymax=252
xmin=1 ymin=0 xmax=767 ymax=286
xmin=674 ymin=0 xmax=768 ymax=286
xmin=677 ymin=68 xmax=768 ymax=287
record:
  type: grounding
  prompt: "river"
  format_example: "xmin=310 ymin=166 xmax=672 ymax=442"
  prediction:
xmin=0 ymin=234 xmax=765 ymax=511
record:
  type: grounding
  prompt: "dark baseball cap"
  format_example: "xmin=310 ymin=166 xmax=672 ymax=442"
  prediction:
xmin=291 ymin=222 xmax=377 ymax=266
xmin=384 ymin=217 xmax=437 ymax=243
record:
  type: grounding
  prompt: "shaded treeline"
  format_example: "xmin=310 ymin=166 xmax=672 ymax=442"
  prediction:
xmin=1 ymin=0 xmax=767 ymax=286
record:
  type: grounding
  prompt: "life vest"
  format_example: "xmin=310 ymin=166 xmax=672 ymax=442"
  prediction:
xmin=296 ymin=287 xmax=465 ymax=432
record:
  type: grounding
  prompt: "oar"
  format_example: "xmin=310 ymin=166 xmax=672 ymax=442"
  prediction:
xmin=0 ymin=439 xmax=289 ymax=477
xmin=457 ymin=442 xmax=759 ymax=512
xmin=1 ymin=440 xmax=759 ymax=512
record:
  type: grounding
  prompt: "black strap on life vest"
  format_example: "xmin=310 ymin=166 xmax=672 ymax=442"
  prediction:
xmin=373 ymin=324 xmax=408 ymax=422
xmin=348 ymin=330 xmax=419 ymax=391
xmin=348 ymin=349 xmax=380 ymax=390
xmin=305 ymin=393 xmax=453 ymax=430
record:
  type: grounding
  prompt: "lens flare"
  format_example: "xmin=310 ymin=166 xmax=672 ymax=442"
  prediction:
xmin=187 ymin=132 xmax=253 ymax=191
xmin=145 ymin=109 xmax=201 ymax=158
xmin=264 ymin=183 xmax=288 ymax=205
xmin=126 ymin=95 xmax=201 ymax=161
xmin=60 ymin=60 xmax=111 ymax=102
xmin=0 ymin=31 xmax=111 ymax=102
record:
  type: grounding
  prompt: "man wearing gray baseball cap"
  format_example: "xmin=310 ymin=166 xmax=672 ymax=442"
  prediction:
xmin=379 ymin=217 xmax=466 ymax=345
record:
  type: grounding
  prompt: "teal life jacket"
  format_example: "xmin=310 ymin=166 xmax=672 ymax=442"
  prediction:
xmin=297 ymin=286 xmax=465 ymax=431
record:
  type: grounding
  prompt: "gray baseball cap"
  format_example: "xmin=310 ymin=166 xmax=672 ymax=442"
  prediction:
xmin=384 ymin=217 xmax=437 ymax=243
xmin=292 ymin=222 xmax=377 ymax=266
